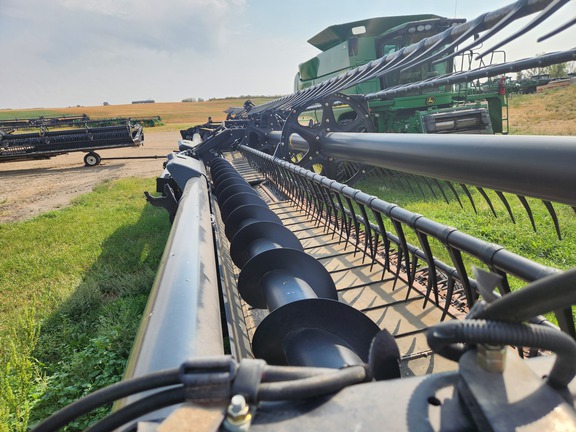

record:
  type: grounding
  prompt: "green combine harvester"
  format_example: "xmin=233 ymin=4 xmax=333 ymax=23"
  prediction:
xmin=295 ymin=15 xmax=508 ymax=134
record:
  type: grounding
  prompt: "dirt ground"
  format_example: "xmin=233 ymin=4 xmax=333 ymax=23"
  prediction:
xmin=0 ymin=131 xmax=181 ymax=223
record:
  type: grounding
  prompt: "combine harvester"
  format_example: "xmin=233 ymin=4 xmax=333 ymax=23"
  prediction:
xmin=35 ymin=0 xmax=576 ymax=430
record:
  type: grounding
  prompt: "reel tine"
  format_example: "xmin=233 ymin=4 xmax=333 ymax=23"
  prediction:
xmin=495 ymin=191 xmax=515 ymax=224
xmin=411 ymin=174 xmax=427 ymax=198
xmin=469 ymin=0 xmax=532 ymax=60
xmin=446 ymin=182 xmax=463 ymax=209
xmin=517 ymin=195 xmax=537 ymax=232
xmin=422 ymin=177 xmax=439 ymax=200
xmin=538 ymin=17 xmax=576 ymax=42
xmin=477 ymin=0 xmax=572 ymax=59
xmin=542 ymin=200 xmax=562 ymax=240
xmin=433 ymin=178 xmax=450 ymax=204
xmin=459 ymin=184 xmax=478 ymax=214
xmin=476 ymin=187 xmax=498 ymax=218
xmin=430 ymin=14 xmax=489 ymax=65
xmin=400 ymin=29 xmax=454 ymax=72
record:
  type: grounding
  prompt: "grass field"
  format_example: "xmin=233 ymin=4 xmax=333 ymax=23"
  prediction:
xmin=0 ymin=179 xmax=171 ymax=431
xmin=508 ymin=85 xmax=576 ymax=135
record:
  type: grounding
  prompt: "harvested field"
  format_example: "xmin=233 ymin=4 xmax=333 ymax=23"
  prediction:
xmin=0 ymin=97 xmax=276 ymax=126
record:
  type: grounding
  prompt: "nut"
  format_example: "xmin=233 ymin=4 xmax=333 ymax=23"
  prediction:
xmin=477 ymin=344 xmax=506 ymax=373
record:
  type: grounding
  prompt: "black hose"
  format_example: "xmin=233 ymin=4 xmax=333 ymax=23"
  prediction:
xmin=477 ymin=267 xmax=576 ymax=323
xmin=427 ymin=319 xmax=576 ymax=389
xmin=258 ymin=365 xmax=367 ymax=401
xmin=31 ymin=368 xmax=180 ymax=432
xmin=32 ymin=361 xmax=366 ymax=430
xmin=84 ymin=386 xmax=186 ymax=432
xmin=262 ymin=365 xmax=336 ymax=382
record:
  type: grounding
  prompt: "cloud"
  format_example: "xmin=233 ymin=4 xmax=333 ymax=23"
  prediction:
xmin=0 ymin=0 xmax=251 ymax=107
xmin=1 ymin=0 xmax=249 ymax=60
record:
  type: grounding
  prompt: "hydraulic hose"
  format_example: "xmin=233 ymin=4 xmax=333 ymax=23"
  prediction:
xmin=427 ymin=319 xmax=576 ymax=389
xmin=32 ymin=368 xmax=181 ymax=432
xmin=258 ymin=365 xmax=367 ymax=401
xmin=262 ymin=365 xmax=337 ymax=382
xmin=32 ymin=360 xmax=368 ymax=431
xmin=85 ymin=387 xmax=186 ymax=432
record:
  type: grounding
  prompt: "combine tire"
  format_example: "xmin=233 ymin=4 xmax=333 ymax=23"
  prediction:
xmin=84 ymin=152 xmax=101 ymax=167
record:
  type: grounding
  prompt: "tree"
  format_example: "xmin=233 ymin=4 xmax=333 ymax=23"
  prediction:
xmin=548 ymin=62 xmax=567 ymax=78
xmin=523 ymin=59 xmax=574 ymax=79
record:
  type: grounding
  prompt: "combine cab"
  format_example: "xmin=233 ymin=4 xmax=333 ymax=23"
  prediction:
xmin=295 ymin=16 xmax=507 ymax=134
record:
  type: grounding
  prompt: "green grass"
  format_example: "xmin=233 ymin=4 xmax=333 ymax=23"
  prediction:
xmin=0 ymin=110 xmax=68 ymax=120
xmin=0 ymin=178 xmax=171 ymax=431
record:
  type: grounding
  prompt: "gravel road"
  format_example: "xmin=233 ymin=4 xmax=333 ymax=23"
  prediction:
xmin=0 ymin=131 xmax=180 ymax=223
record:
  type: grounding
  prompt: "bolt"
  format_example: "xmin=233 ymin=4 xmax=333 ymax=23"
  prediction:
xmin=224 ymin=394 xmax=252 ymax=431
xmin=477 ymin=344 xmax=506 ymax=373
xmin=229 ymin=395 xmax=248 ymax=417
xmin=327 ymin=128 xmax=331 ymax=132
xmin=315 ymin=136 xmax=320 ymax=140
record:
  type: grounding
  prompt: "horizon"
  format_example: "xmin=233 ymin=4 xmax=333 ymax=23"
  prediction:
xmin=0 ymin=94 xmax=283 ymax=112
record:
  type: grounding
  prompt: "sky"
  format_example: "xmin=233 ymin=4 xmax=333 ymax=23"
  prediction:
xmin=0 ymin=0 xmax=574 ymax=109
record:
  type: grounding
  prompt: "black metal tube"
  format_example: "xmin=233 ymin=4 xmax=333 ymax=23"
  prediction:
xmin=283 ymin=329 xmax=363 ymax=368
xmin=275 ymin=131 xmax=576 ymax=207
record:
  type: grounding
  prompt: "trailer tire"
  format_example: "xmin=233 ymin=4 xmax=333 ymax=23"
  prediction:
xmin=84 ymin=152 xmax=101 ymax=167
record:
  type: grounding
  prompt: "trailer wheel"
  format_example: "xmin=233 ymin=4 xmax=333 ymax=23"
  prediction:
xmin=84 ymin=152 xmax=101 ymax=167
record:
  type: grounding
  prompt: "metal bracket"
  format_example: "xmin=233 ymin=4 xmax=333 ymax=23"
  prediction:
xmin=145 ymin=183 xmax=179 ymax=222
xmin=458 ymin=347 xmax=576 ymax=431
xmin=276 ymin=92 xmax=374 ymax=182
